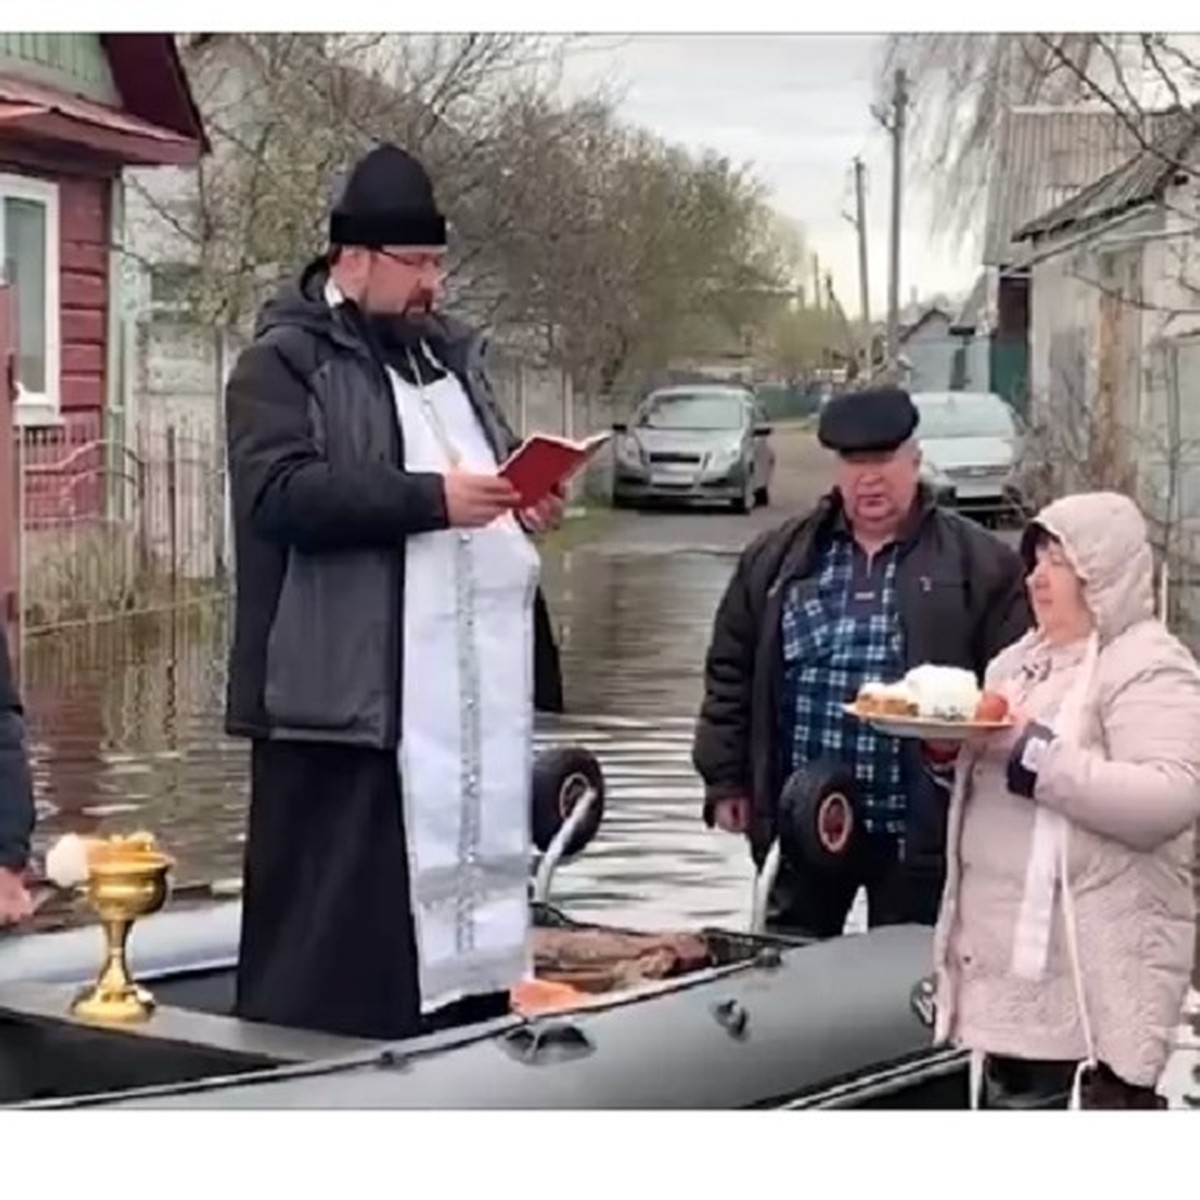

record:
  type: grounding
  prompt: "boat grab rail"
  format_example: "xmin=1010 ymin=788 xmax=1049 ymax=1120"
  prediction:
xmin=531 ymin=784 xmax=599 ymax=906
xmin=749 ymin=840 xmax=782 ymax=936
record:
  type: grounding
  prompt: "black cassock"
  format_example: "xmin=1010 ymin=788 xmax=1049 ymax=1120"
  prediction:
xmin=234 ymin=740 xmax=509 ymax=1041
xmin=233 ymin=595 xmax=562 ymax=1041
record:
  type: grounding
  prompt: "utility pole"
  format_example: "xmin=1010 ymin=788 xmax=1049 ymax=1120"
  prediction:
xmin=885 ymin=68 xmax=908 ymax=371
xmin=841 ymin=158 xmax=873 ymax=375
xmin=811 ymin=254 xmax=822 ymax=312
xmin=825 ymin=276 xmax=860 ymax=377
xmin=852 ymin=157 xmax=871 ymax=369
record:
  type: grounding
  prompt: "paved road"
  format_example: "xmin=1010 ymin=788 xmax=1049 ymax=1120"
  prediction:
xmin=590 ymin=422 xmax=833 ymax=556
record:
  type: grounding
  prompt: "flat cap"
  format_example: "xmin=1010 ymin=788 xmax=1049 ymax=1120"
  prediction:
xmin=817 ymin=386 xmax=919 ymax=454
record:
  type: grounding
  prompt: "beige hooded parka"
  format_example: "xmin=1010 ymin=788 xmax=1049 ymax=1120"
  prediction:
xmin=933 ymin=492 xmax=1200 ymax=1087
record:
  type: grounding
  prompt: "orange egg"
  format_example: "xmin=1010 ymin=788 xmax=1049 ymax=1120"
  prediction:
xmin=974 ymin=692 xmax=1010 ymax=722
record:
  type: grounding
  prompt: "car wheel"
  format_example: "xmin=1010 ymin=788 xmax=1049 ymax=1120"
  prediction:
xmin=732 ymin=478 xmax=754 ymax=514
xmin=755 ymin=485 xmax=770 ymax=507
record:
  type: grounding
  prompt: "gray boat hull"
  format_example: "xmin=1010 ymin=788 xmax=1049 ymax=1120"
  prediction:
xmin=0 ymin=902 xmax=968 ymax=1109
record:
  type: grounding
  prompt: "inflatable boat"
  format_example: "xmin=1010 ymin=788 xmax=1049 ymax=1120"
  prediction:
xmin=0 ymin=746 xmax=968 ymax=1110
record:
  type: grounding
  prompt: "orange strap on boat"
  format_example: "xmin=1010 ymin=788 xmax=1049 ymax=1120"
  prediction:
xmin=510 ymin=977 xmax=585 ymax=1015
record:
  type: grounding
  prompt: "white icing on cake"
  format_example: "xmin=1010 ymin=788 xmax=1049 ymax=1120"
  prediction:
xmin=902 ymin=665 xmax=980 ymax=719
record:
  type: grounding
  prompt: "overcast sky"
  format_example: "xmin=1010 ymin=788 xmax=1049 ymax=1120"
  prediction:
xmin=555 ymin=33 xmax=979 ymax=320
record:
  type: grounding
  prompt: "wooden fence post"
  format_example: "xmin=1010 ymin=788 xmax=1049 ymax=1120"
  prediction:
xmin=166 ymin=424 xmax=178 ymax=593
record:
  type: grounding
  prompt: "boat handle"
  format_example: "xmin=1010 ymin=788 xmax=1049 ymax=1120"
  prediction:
xmin=749 ymin=840 xmax=782 ymax=935
xmin=502 ymin=1019 xmax=595 ymax=1065
xmin=712 ymin=998 xmax=749 ymax=1038
xmin=910 ymin=976 xmax=936 ymax=1028
xmin=532 ymin=786 xmax=599 ymax=905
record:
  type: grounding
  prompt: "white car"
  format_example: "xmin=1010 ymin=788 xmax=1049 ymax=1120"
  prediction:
xmin=911 ymin=391 xmax=1026 ymax=524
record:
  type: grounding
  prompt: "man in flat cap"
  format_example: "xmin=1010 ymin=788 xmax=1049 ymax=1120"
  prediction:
xmin=224 ymin=143 xmax=565 ymax=1040
xmin=692 ymin=386 xmax=1030 ymax=936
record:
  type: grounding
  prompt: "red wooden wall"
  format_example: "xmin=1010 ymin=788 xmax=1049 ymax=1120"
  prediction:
xmin=1 ymin=159 xmax=110 ymax=528
xmin=58 ymin=174 xmax=109 ymax=422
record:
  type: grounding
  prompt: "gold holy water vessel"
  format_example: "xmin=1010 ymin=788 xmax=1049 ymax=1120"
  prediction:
xmin=70 ymin=842 xmax=174 ymax=1024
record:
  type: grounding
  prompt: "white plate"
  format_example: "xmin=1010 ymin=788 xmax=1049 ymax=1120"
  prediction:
xmin=842 ymin=704 xmax=1012 ymax=741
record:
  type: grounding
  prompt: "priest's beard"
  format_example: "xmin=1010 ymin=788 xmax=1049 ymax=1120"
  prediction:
xmin=367 ymin=313 xmax=426 ymax=352
xmin=365 ymin=309 xmax=447 ymax=384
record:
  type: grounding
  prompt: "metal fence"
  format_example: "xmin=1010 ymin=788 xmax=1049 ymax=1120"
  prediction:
xmin=9 ymin=318 xmax=597 ymax=636
xmin=16 ymin=416 xmax=227 ymax=634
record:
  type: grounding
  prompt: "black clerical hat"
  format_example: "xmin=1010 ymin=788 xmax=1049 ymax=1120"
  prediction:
xmin=328 ymin=142 xmax=447 ymax=249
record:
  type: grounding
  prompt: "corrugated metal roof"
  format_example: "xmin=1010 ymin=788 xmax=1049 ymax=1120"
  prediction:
xmin=983 ymin=107 xmax=1175 ymax=267
xmin=1014 ymin=106 xmax=1199 ymax=243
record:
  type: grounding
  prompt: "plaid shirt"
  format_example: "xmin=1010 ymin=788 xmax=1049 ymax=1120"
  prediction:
xmin=779 ymin=531 xmax=908 ymax=839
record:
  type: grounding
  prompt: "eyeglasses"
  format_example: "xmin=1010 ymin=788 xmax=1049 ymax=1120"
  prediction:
xmin=373 ymin=248 xmax=447 ymax=272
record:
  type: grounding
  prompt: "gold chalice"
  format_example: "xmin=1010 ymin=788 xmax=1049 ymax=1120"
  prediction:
xmin=70 ymin=849 xmax=174 ymax=1025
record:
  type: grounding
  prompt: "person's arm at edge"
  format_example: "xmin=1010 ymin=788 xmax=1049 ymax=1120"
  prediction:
xmin=0 ymin=624 xmax=34 ymax=875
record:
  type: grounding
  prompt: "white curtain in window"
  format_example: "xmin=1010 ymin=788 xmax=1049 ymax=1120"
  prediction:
xmin=2 ymin=196 xmax=48 ymax=395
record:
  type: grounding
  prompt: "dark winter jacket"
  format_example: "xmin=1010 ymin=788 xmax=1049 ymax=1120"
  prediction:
xmin=691 ymin=486 xmax=1031 ymax=867
xmin=224 ymin=260 xmax=563 ymax=747
xmin=0 ymin=622 xmax=34 ymax=871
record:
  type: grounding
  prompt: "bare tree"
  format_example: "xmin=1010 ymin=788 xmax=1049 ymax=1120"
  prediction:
xmin=875 ymin=33 xmax=1200 ymax=706
xmin=881 ymin=33 xmax=1200 ymax=238
xmin=880 ymin=34 xmax=1102 ymax=239
xmin=129 ymin=33 xmax=799 ymax=398
xmin=127 ymin=33 xmax=562 ymax=326
xmin=882 ymin=34 xmax=1200 ymax=622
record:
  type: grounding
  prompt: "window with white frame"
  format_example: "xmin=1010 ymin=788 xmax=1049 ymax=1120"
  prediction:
xmin=0 ymin=173 xmax=60 ymax=424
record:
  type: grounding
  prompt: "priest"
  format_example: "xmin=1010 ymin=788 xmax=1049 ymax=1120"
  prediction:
xmin=223 ymin=142 xmax=564 ymax=1040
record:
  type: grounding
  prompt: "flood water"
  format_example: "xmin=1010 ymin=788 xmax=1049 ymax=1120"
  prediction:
xmin=12 ymin=540 xmax=1199 ymax=1105
xmin=18 ymin=546 xmax=766 ymax=929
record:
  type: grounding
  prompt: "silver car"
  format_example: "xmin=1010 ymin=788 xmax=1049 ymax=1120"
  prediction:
xmin=611 ymin=386 xmax=776 ymax=513
xmin=911 ymin=391 xmax=1025 ymax=524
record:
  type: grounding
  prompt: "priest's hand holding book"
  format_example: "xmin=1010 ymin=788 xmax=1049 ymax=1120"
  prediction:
xmin=499 ymin=431 xmax=611 ymax=526
xmin=443 ymin=470 xmax=521 ymax=528
xmin=441 ymin=469 xmax=563 ymax=533
xmin=515 ymin=486 xmax=565 ymax=535
xmin=441 ymin=430 xmax=608 ymax=531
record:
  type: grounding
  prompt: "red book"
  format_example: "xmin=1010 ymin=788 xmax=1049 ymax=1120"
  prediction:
xmin=498 ymin=431 xmax=611 ymax=507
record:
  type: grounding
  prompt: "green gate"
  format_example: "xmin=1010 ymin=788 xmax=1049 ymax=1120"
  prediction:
xmin=755 ymin=383 xmax=820 ymax=422
xmin=990 ymin=340 xmax=1029 ymax=417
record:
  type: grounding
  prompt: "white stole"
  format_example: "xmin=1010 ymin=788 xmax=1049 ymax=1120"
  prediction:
xmin=390 ymin=362 xmax=538 ymax=1014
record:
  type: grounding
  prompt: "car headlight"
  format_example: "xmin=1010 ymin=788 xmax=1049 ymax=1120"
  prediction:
xmin=616 ymin=436 xmax=644 ymax=469
xmin=921 ymin=461 xmax=953 ymax=489
xmin=706 ymin=446 xmax=741 ymax=474
xmin=921 ymin=462 xmax=957 ymax=503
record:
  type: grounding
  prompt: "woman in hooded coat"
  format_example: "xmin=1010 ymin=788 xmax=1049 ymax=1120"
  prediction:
xmin=932 ymin=491 xmax=1200 ymax=1109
